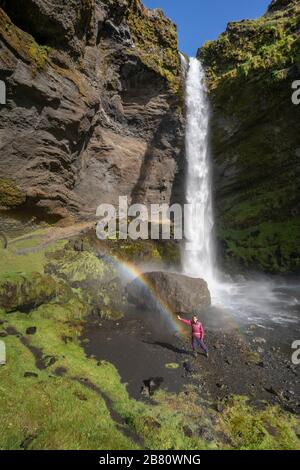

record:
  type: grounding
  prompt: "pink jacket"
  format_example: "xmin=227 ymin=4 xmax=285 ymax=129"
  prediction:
xmin=179 ymin=318 xmax=204 ymax=339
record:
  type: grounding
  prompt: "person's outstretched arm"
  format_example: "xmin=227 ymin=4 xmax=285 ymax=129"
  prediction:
xmin=177 ymin=315 xmax=191 ymax=326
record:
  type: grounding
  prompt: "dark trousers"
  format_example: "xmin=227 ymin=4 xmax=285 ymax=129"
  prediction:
xmin=192 ymin=336 xmax=208 ymax=354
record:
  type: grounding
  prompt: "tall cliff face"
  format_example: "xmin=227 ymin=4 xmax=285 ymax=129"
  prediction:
xmin=198 ymin=0 xmax=300 ymax=273
xmin=0 ymin=0 xmax=184 ymax=221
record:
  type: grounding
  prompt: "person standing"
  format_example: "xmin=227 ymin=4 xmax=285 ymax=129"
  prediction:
xmin=177 ymin=315 xmax=208 ymax=358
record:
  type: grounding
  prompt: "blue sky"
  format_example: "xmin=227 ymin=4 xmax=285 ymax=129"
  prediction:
xmin=143 ymin=0 xmax=271 ymax=56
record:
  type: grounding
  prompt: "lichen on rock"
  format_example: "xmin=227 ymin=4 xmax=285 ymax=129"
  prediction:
xmin=0 ymin=178 xmax=26 ymax=208
xmin=126 ymin=0 xmax=181 ymax=92
xmin=0 ymin=8 xmax=52 ymax=71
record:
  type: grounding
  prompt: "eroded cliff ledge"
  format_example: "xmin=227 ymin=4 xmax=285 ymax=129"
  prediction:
xmin=0 ymin=0 xmax=184 ymax=222
xmin=198 ymin=0 xmax=300 ymax=273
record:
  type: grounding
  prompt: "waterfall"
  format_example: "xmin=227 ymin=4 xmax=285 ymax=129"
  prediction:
xmin=182 ymin=57 xmax=215 ymax=286
xmin=180 ymin=58 xmax=299 ymax=329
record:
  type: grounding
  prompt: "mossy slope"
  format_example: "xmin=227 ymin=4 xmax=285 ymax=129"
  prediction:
xmin=198 ymin=0 xmax=300 ymax=272
xmin=0 ymin=227 xmax=299 ymax=449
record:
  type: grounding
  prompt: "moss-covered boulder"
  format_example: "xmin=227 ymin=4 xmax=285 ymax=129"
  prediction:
xmin=0 ymin=272 xmax=70 ymax=312
xmin=198 ymin=0 xmax=300 ymax=273
xmin=45 ymin=244 xmax=125 ymax=319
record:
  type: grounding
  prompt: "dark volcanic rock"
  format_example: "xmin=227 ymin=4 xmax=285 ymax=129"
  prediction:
xmin=20 ymin=435 xmax=36 ymax=449
xmin=0 ymin=0 xmax=95 ymax=58
xmin=127 ymin=271 xmax=211 ymax=313
xmin=26 ymin=326 xmax=37 ymax=335
xmin=24 ymin=371 xmax=38 ymax=378
xmin=142 ymin=377 xmax=164 ymax=396
xmin=0 ymin=0 xmax=184 ymax=221
xmin=267 ymin=0 xmax=298 ymax=13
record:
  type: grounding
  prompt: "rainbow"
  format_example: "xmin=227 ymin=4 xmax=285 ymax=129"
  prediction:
xmin=103 ymin=254 xmax=247 ymax=344
xmin=104 ymin=254 xmax=187 ymax=336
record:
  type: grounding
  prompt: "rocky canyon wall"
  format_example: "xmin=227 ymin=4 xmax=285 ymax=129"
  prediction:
xmin=2 ymin=0 xmax=299 ymax=275
xmin=0 ymin=0 xmax=184 ymax=222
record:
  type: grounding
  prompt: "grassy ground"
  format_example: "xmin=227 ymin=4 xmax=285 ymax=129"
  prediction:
xmin=0 ymin=230 xmax=299 ymax=450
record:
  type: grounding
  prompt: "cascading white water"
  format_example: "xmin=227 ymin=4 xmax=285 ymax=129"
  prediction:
xmin=182 ymin=57 xmax=215 ymax=285
xmin=178 ymin=56 xmax=300 ymax=334
xmin=181 ymin=58 xmax=300 ymax=330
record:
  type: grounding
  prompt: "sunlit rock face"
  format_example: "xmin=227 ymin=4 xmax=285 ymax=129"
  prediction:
xmin=198 ymin=0 xmax=300 ymax=273
xmin=0 ymin=0 xmax=185 ymax=221
xmin=127 ymin=271 xmax=211 ymax=315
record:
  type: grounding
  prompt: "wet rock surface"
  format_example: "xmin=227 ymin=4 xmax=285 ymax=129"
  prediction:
xmin=81 ymin=307 xmax=299 ymax=413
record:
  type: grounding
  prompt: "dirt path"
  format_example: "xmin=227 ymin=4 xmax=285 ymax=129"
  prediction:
xmin=9 ymin=222 xmax=94 ymax=253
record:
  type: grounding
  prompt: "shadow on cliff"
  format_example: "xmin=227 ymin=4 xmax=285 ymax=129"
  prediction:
xmin=131 ymin=104 xmax=185 ymax=207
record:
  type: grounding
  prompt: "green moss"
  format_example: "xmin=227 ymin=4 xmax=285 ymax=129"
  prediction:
xmin=104 ymin=235 xmax=180 ymax=267
xmin=34 ymin=296 xmax=89 ymax=322
xmin=0 ymin=272 xmax=71 ymax=313
xmin=107 ymin=238 xmax=163 ymax=264
xmin=52 ymin=63 xmax=89 ymax=97
xmin=293 ymin=37 xmax=300 ymax=71
xmin=45 ymin=244 xmax=126 ymax=320
xmin=218 ymin=218 xmax=300 ymax=273
xmin=199 ymin=2 xmax=300 ymax=90
xmin=126 ymin=0 xmax=181 ymax=93
xmin=165 ymin=363 xmax=180 ymax=369
xmin=1 ymin=303 xmax=299 ymax=449
xmin=198 ymin=1 xmax=300 ymax=272
xmin=0 ymin=231 xmax=67 ymax=276
xmin=218 ymin=396 xmax=299 ymax=450
xmin=28 ymin=43 xmax=51 ymax=70
xmin=156 ymin=241 xmax=181 ymax=266
xmin=0 ymin=8 xmax=51 ymax=72
xmin=0 ymin=308 xmax=212 ymax=450
xmin=0 ymin=178 xmax=26 ymax=208
xmin=245 ymin=350 xmax=261 ymax=365
xmin=45 ymin=249 xmax=110 ymax=284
